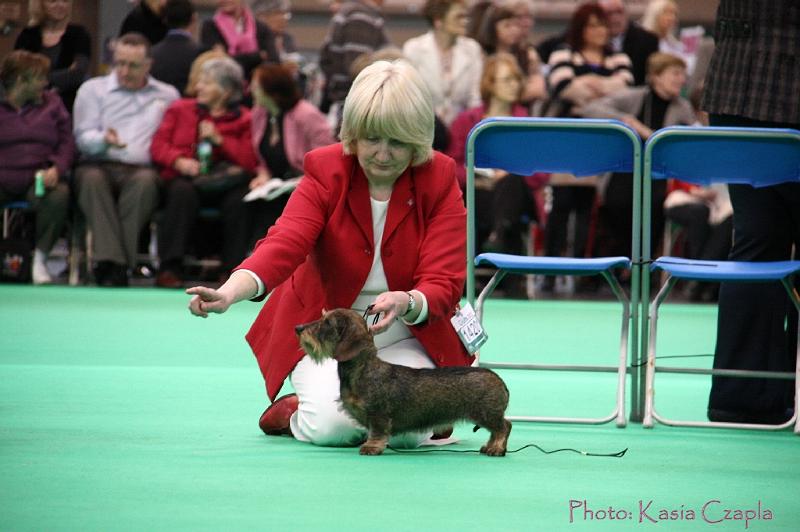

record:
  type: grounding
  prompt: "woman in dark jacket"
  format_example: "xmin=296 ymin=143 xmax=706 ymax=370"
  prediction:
xmin=14 ymin=0 xmax=91 ymax=111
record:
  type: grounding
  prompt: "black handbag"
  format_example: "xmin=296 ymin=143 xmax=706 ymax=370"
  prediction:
xmin=192 ymin=162 xmax=250 ymax=193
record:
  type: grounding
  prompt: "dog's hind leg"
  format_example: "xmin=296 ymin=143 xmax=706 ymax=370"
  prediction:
xmin=479 ymin=418 xmax=512 ymax=457
xmin=359 ymin=417 xmax=391 ymax=456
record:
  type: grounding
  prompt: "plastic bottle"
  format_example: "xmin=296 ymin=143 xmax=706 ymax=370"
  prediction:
xmin=34 ymin=170 xmax=46 ymax=197
xmin=197 ymin=140 xmax=213 ymax=175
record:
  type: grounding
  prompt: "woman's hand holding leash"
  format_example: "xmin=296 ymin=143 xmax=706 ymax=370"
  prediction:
xmin=367 ymin=290 xmax=418 ymax=334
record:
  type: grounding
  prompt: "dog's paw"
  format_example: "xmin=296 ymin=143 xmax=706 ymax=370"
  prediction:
xmin=359 ymin=444 xmax=385 ymax=455
xmin=480 ymin=445 xmax=507 ymax=457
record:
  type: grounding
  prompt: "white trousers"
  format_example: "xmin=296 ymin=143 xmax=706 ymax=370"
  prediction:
xmin=289 ymin=337 xmax=435 ymax=447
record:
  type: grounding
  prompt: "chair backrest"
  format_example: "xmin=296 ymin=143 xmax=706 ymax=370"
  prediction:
xmin=464 ymin=117 xmax=641 ymax=303
xmin=645 ymin=126 xmax=800 ymax=187
xmin=642 ymin=126 xmax=800 ymax=258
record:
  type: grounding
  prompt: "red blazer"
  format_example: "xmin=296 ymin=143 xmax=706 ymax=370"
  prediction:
xmin=237 ymin=143 xmax=473 ymax=400
xmin=150 ymin=98 xmax=258 ymax=179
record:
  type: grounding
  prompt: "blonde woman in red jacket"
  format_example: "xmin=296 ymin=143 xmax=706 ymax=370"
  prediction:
xmin=186 ymin=60 xmax=471 ymax=448
xmin=150 ymin=56 xmax=258 ymax=288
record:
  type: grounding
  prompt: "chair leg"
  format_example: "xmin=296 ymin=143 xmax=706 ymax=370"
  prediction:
xmin=643 ymin=276 xmax=676 ymax=428
xmin=602 ymin=271 xmax=630 ymax=428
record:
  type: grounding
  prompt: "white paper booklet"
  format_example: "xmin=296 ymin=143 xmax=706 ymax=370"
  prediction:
xmin=243 ymin=177 xmax=301 ymax=203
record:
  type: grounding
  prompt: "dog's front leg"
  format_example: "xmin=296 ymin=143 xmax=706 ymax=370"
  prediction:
xmin=359 ymin=417 xmax=391 ymax=456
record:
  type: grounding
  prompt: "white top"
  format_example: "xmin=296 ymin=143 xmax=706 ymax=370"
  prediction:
xmin=402 ymin=31 xmax=483 ymax=126
xmin=73 ymin=72 xmax=179 ymax=165
xmin=243 ymin=198 xmax=429 ymax=349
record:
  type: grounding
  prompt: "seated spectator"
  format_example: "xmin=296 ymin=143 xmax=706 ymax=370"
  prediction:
xmin=641 ymin=0 xmax=678 ymax=51
xmin=505 ymin=0 xmax=536 ymax=46
xmin=0 ymin=50 xmax=73 ymax=284
xmin=73 ymin=33 xmax=179 ymax=287
xmin=13 ymin=0 xmax=91 ymax=111
xmin=150 ymin=0 xmax=205 ymax=95
xmin=402 ymin=0 xmax=482 ymax=127
xmin=318 ymin=0 xmax=389 ymax=114
xmin=581 ymin=52 xmax=694 ymax=259
xmin=248 ymin=63 xmax=334 ymax=247
xmin=252 ymin=0 xmax=297 ymax=62
xmin=447 ymin=52 xmax=547 ymax=297
xmin=150 ymin=57 xmax=258 ymax=288
xmin=599 ymin=0 xmax=659 ymax=86
xmin=184 ymin=48 xmax=228 ymax=96
xmin=543 ymin=2 xmax=632 ymax=290
xmin=475 ymin=5 xmax=546 ymax=104
xmin=119 ymin=0 xmax=168 ymax=45
xmin=200 ymin=0 xmax=279 ymax=79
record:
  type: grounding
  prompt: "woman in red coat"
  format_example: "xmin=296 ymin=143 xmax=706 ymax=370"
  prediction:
xmin=150 ymin=56 xmax=258 ymax=287
xmin=186 ymin=60 xmax=471 ymax=447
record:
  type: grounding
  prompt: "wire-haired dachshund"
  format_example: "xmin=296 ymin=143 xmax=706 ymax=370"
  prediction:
xmin=295 ymin=308 xmax=512 ymax=456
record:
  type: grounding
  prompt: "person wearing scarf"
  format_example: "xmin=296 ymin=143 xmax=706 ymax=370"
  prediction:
xmin=200 ymin=0 xmax=279 ymax=78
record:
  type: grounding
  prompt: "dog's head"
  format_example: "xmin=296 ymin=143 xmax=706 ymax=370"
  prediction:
xmin=295 ymin=308 xmax=375 ymax=363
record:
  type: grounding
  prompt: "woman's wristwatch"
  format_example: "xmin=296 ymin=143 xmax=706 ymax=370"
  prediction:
xmin=402 ymin=291 xmax=416 ymax=317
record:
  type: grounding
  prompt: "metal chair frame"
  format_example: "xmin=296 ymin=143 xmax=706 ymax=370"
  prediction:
xmin=465 ymin=117 xmax=643 ymax=427
xmin=640 ymin=126 xmax=800 ymax=433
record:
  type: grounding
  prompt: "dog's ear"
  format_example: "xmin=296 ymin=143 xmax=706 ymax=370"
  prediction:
xmin=332 ymin=310 xmax=374 ymax=362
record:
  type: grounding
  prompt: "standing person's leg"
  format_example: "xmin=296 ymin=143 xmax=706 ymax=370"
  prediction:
xmin=75 ymin=163 xmax=129 ymax=284
xmin=709 ymin=183 xmax=798 ymax=421
xmin=117 ymin=165 xmax=159 ymax=271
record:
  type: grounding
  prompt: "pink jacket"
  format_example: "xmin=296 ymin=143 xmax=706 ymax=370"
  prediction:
xmin=250 ymin=100 xmax=335 ymax=176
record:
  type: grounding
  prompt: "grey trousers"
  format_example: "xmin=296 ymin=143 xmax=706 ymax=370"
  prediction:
xmin=0 ymin=181 xmax=70 ymax=254
xmin=75 ymin=162 xmax=159 ymax=268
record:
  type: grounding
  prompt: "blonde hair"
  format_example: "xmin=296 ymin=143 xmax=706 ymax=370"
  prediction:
xmin=340 ymin=60 xmax=435 ymax=166
xmin=641 ymin=0 xmax=677 ymax=38
xmin=185 ymin=49 xmax=228 ymax=96
xmin=28 ymin=0 xmax=72 ymax=26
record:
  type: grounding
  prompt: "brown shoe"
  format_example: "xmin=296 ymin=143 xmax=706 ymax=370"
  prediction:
xmin=156 ymin=270 xmax=183 ymax=288
xmin=259 ymin=394 xmax=298 ymax=436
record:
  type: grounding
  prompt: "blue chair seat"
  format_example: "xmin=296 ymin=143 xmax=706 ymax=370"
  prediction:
xmin=477 ymin=253 xmax=631 ymax=276
xmin=651 ymin=256 xmax=800 ymax=281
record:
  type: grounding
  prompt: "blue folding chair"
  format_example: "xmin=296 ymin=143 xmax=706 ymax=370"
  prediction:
xmin=641 ymin=126 xmax=800 ymax=433
xmin=466 ymin=117 xmax=642 ymax=426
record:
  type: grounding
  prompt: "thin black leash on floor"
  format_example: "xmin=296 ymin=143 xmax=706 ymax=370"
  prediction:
xmin=388 ymin=425 xmax=627 ymax=457
xmin=387 ymin=444 xmax=628 ymax=457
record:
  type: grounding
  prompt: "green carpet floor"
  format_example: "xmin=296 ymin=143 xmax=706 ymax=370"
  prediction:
xmin=1 ymin=285 xmax=798 ymax=531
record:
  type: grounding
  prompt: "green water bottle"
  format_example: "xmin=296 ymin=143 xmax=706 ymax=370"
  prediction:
xmin=197 ymin=140 xmax=213 ymax=175
xmin=34 ymin=170 xmax=46 ymax=197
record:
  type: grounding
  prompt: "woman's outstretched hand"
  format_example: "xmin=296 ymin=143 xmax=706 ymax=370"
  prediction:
xmin=186 ymin=286 xmax=234 ymax=318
